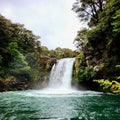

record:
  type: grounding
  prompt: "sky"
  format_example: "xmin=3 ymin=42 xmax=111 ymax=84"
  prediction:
xmin=0 ymin=0 xmax=85 ymax=50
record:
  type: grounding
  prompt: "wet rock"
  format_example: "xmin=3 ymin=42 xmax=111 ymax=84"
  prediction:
xmin=9 ymin=80 xmax=27 ymax=90
xmin=0 ymin=80 xmax=5 ymax=92
xmin=37 ymin=56 xmax=57 ymax=70
xmin=40 ymin=56 xmax=57 ymax=64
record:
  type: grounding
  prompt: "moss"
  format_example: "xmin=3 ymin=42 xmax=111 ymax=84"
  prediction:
xmin=4 ymin=76 xmax=16 ymax=86
xmin=46 ymin=62 xmax=51 ymax=71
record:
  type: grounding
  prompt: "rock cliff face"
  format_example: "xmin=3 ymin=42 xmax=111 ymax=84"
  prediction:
xmin=27 ymin=56 xmax=57 ymax=89
xmin=83 ymin=45 xmax=107 ymax=67
xmin=34 ymin=56 xmax=57 ymax=70
xmin=0 ymin=76 xmax=27 ymax=91
xmin=39 ymin=56 xmax=57 ymax=70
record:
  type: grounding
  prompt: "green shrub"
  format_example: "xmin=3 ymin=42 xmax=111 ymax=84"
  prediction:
xmin=94 ymin=79 xmax=120 ymax=94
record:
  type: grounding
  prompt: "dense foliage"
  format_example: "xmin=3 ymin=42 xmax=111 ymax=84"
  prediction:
xmin=73 ymin=0 xmax=120 ymax=93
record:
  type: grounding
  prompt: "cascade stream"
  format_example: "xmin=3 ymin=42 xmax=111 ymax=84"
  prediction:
xmin=48 ymin=58 xmax=75 ymax=89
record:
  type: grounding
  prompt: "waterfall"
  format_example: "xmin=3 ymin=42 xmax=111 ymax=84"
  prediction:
xmin=48 ymin=58 xmax=75 ymax=90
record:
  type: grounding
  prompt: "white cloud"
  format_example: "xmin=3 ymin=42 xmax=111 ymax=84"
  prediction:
xmin=0 ymin=0 xmax=86 ymax=50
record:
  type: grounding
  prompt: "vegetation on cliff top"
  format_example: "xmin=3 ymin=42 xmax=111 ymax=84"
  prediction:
xmin=72 ymin=0 xmax=120 ymax=94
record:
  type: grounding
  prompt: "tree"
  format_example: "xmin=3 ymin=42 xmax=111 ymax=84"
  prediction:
xmin=112 ymin=9 xmax=120 ymax=33
xmin=88 ymin=0 xmax=120 ymax=60
xmin=72 ymin=0 xmax=108 ymax=27
xmin=73 ymin=0 xmax=120 ymax=91
xmin=0 ymin=15 xmax=41 ymax=74
xmin=54 ymin=47 xmax=75 ymax=59
xmin=73 ymin=28 xmax=88 ymax=51
xmin=7 ymin=42 xmax=31 ymax=81
xmin=40 ymin=46 xmax=50 ymax=56
xmin=11 ymin=23 xmax=40 ymax=53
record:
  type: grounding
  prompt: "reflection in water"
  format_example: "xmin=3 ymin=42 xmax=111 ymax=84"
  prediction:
xmin=0 ymin=90 xmax=120 ymax=120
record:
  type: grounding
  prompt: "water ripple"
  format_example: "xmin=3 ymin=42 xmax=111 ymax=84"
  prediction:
xmin=0 ymin=90 xmax=120 ymax=120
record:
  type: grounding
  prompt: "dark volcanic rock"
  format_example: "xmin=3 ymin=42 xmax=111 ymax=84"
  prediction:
xmin=0 ymin=80 xmax=5 ymax=92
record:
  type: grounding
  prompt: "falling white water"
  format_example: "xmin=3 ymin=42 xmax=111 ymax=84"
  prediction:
xmin=41 ymin=58 xmax=75 ymax=93
xmin=40 ymin=58 xmax=76 ymax=94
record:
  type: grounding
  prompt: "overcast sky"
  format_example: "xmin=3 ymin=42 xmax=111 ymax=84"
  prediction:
xmin=0 ymin=0 xmax=85 ymax=50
